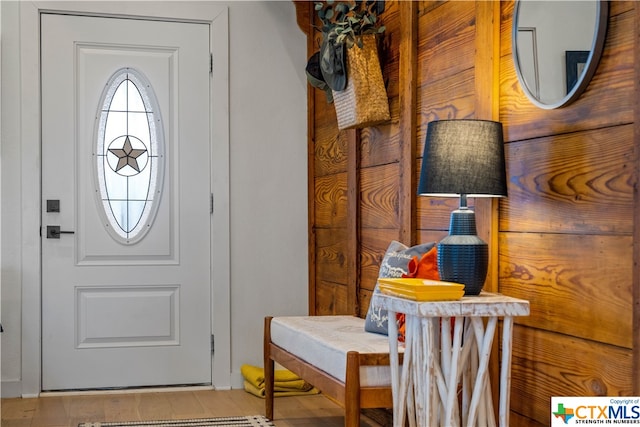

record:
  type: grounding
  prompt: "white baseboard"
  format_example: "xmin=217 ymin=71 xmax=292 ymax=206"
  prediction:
xmin=2 ymin=378 xmax=241 ymax=398
xmin=40 ymin=385 xmax=214 ymax=397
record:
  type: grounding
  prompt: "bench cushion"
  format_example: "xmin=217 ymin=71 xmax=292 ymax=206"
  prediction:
xmin=270 ymin=315 xmax=398 ymax=387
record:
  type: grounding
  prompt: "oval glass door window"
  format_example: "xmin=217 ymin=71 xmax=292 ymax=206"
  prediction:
xmin=94 ymin=68 xmax=164 ymax=244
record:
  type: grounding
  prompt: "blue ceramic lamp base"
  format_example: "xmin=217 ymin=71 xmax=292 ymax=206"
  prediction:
xmin=437 ymin=207 xmax=488 ymax=295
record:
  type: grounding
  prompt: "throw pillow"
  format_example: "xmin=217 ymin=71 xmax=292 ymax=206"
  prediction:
xmin=364 ymin=240 xmax=437 ymax=337
xmin=402 ymin=246 xmax=440 ymax=280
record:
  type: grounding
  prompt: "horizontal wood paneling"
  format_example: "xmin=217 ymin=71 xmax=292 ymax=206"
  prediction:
xmin=415 ymin=0 xmax=486 ymax=242
xmin=417 ymin=195 xmax=465 ymax=232
xmin=314 ymin=228 xmax=348 ymax=287
xmin=417 ymin=0 xmax=476 ymax=151
xmin=360 ymin=163 xmax=400 ymax=230
xmin=497 ymin=1 xmax=636 ymax=424
xmin=500 ymin=125 xmax=634 ymax=234
xmin=633 ymin=0 xmax=640 ymax=393
xmin=499 ymin=1 xmax=634 ymax=59
xmin=417 ymin=229 xmax=448 ymax=245
xmin=500 ymin=2 xmax=634 ymax=143
xmin=360 ymin=126 xmax=400 ymax=169
xmin=314 ymin=122 xmax=347 ymax=177
xmin=378 ymin=0 xmax=400 ymax=101
xmin=417 ymin=68 xmax=476 ymax=141
xmin=417 ymin=1 xmax=476 ymax=83
xmin=358 ymin=288 xmax=374 ymax=319
xmin=500 ymin=232 xmax=632 ymax=348
xmin=314 ymin=173 xmax=347 ymax=228
xmin=315 ymin=280 xmax=349 ymax=315
xmin=508 ymin=412 xmax=546 ymax=427
xmin=510 ymin=325 xmax=632 ymax=424
xmin=360 ymin=228 xmax=404 ymax=292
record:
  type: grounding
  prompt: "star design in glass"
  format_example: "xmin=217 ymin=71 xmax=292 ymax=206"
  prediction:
xmin=108 ymin=136 xmax=148 ymax=173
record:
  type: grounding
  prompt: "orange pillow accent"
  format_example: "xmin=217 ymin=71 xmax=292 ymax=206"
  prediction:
xmin=396 ymin=246 xmax=439 ymax=342
xmin=397 ymin=313 xmax=405 ymax=343
xmin=402 ymin=246 xmax=440 ymax=280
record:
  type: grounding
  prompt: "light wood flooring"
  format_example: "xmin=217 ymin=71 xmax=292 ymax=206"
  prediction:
xmin=1 ymin=388 xmax=389 ymax=427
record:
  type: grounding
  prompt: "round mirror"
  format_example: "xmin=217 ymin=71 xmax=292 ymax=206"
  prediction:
xmin=512 ymin=0 xmax=608 ymax=109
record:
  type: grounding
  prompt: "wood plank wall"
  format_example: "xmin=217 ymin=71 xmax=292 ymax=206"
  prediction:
xmin=295 ymin=1 xmax=637 ymax=425
xmin=500 ymin=1 xmax=636 ymax=425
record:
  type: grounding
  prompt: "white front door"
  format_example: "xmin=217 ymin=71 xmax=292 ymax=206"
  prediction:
xmin=41 ymin=13 xmax=212 ymax=391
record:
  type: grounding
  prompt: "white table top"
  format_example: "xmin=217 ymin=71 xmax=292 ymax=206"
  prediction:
xmin=372 ymin=291 xmax=530 ymax=318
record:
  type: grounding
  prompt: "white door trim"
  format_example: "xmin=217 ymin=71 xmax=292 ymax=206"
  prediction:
xmin=18 ymin=1 xmax=231 ymax=396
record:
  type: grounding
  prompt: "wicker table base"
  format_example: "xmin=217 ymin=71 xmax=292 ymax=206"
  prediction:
xmin=372 ymin=292 xmax=530 ymax=427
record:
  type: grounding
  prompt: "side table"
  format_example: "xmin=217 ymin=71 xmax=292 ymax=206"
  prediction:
xmin=372 ymin=292 xmax=530 ymax=427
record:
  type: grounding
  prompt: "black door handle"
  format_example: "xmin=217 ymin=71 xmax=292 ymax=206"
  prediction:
xmin=46 ymin=225 xmax=75 ymax=239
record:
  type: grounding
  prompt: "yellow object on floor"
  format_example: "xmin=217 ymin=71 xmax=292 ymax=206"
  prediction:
xmin=240 ymin=364 xmax=319 ymax=398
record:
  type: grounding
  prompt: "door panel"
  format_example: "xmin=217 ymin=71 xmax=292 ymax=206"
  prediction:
xmin=41 ymin=13 xmax=211 ymax=391
xmin=76 ymin=44 xmax=175 ymax=263
xmin=76 ymin=285 xmax=179 ymax=348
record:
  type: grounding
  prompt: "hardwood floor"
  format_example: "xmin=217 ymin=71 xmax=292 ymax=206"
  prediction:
xmin=1 ymin=388 xmax=388 ymax=427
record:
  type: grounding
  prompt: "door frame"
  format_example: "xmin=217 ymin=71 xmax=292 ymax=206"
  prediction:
xmin=18 ymin=1 xmax=231 ymax=396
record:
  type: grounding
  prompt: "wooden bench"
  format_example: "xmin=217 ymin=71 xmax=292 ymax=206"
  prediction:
xmin=263 ymin=315 xmax=402 ymax=427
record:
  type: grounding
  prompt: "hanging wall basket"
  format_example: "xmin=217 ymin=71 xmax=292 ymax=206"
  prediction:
xmin=332 ymin=34 xmax=390 ymax=131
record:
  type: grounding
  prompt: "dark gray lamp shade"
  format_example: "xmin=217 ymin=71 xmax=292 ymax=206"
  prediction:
xmin=418 ymin=120 xmax=507 ymax=198
xmin=417 ymin=119 xmax=507 ymax=295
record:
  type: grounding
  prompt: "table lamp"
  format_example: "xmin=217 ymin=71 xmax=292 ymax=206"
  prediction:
xmin=417 ymin=119 xmax=507 ymax=295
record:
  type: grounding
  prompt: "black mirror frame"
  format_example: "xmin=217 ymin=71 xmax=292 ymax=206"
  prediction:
xmin=512 ymin=0 xmax=609 ymax=110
